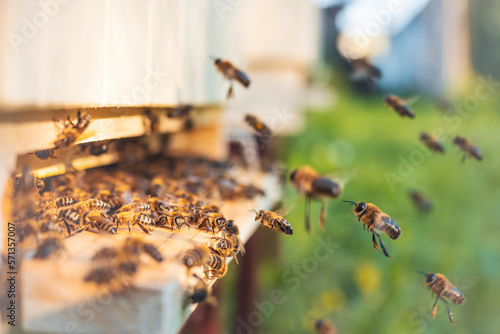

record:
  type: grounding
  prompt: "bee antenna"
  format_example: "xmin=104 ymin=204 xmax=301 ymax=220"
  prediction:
xmin=248 ymin=209 xmax=258 ymax=214
xmin=343 ymin=200 xmax=356 ymax=205
xmin=415 ymin=271 xmax=427 ymax=275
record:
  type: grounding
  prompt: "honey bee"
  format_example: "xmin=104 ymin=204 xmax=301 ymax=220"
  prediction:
xmin=420 ymin=132 xmax=445 ymax=154
xmin=417 ymin=271 xmax=465 ymax=324
xmin=208 ymin=233 xmax=236 ymax=261
xmin=92 ymin=247 xmax=119 ymax=260
xmin=198 ymin=212 xmax=227 ymax=234
xmin=74 ymin=199 xmax=110 ymax=215
xmin=166 ymin=104 xmax=193 ymax=118
xmin=204 ymin=251 xmax=228 ymax=279
xmin=114 ymin=212 xmax=155 ymax=234
xmin=244 ymin=114 xmax=272 ymax=139
xmin=34 ymin=236 xmax=66 ymax=259
xmin=348 ymin=57 xmax=381 ymax=85
xmin=290 ymin=166 xmax=341 ymax=232
xmin=53 ymin=110 xmax=92 ymax=149
xmin=251 ymin=209 xmax=293 ymax=235
xmin=223 ymin=220 xmax=245 ymax=256
xmin=77 ymin=141 xmax=109 ymax=156
xmin=155 ymin=211 xmax=188 ymax=230
xmin=83 ymin=211 xmax=117 ymax=234
xmin=123 ymin=237 xmax=163 ymax=262
xmin=144 ymin=109 xmax=160 ymax=134
xmin=344 ymin=201 xmax=402 ymax=258
xmin=384 ymin=95 xmax=415 ymax=118
xmin=186 ymin=274 xmax=216 ymax=305
xmin=213 ymin=58 xmax=251 ymax=99
xmin=84 ymin=258 xmax=138 ymax=290
xmin=409 ymin=190 xmax=432 ymax=213
xmin=31 ymin=148 xmax=57 ymax=160
xmin=314 ymin=319 xmax=338 ymax=334
xmin=181 ymin=245 xmax=211 ymax=270
xmin=453 ymin=136 xmax=483 ymax=162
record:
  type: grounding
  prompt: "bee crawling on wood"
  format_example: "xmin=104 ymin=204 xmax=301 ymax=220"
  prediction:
xmin=204 ymin=251 xmax=228 ymax=279
xmin=155 ymin=211 xmax=189 ymax=231
xmin=208 ymin=232 xmax=238 ymax=263
xmin=30 ymin=148 xmax=57 ymax=160
xmin=213 ymin=58 xmax=251 ymax=99
xmin=453 ymin=136 xmax=482 ymax=162
xmin=84 ymin=257 xmax=138 ymax=291
xmin=34 ymin=235 xmax=67 ymax=259
xmin=123 ymin=237 xmax=163 ymax=262
xmin=344 ymin=201 xmax=402 ymax=258
xmin=83 ymin=211 xmax=117 ymax=234
xmin=181 ymin=245 xmax=211 ymax=271
xmin=53 ymin=110 xmax=92 ymax=149
xmin=417 ymin=271 xmax=465 ymax=324
xmin=114 ymin=212 xmax=155 ymax=235
xmin=77 ymin=141 xmax=109 ymax=156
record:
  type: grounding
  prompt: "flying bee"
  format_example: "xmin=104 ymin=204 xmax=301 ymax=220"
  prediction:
xmin=34 ymin=236 xmax=66 ymax=259
xmin=166 ymin=104 xmax=193 ymax=118
xmin=384 ymin=95 xmax=415 ymax=118
xmin=314 ymin=319 xmax=338 ymax=334
xmin=124 ymin=237 xmax=163 ymax=262
xmin=30 ymin=148 xmax=57 ymax=160
xmin=420 ymin=132 xmax=445 ymax=154
xmin=53 ymin=110 xmax=92 ymax=149
xmin=74 ymin=199 xmax=110 ymax=215
xmin=348 ymin=57 xmax=381 ymax=86
xmin=417 ymin=271 xmax=465 ymax=324
xmin=198 ymin=212 xmax=227 ymax=234
xmin=155 ymin=211 xmax=188 ymax=230
xmin=114 ymin=212 xmax=155 ymax=234
xmin=204 ymin=251 xmax=228 ymax=279
xmin=409 ymin=190 xmax=433 ymax=213
xmin=181 ymin=245 xmax=211 ymax=270
xmin=344 ymin=201 xmax=402 ymax=258
xmin=453 ymin=136 xmax=483 ymax=162
xmin=213 ymin=58 xmax=251 ymax=99
xmin=83 ymin=211 xmax=117 ymax=234
xmin=290 ymin=166 xmax=341 ymax=232
xmin=77 ymin=141 xmax=109 ymax=156
xmin=244 ymin=114 xmax=272 ymax=140
xmin=251 ymin=209 xmax=293 ymax=235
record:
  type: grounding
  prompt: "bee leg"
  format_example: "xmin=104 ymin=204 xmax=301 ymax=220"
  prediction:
xmin=135 ymin=222 xmax=152 ymax=235
xmin=371 ymin=233 xmax=380 ymax=252
xmin=375 ymin=232 xmax=391 ymax=258
xmin=431 ymin=295 xmax=440 ymax=318
xmin=319 ymin=199 xmax=326 ymax=230
xmin=227 ymin=84 xmax=234 ymax=99
xmin=440 ymin=297 xmax=455 ymax=324
xmin=305 ymin=196 xmax=311 ymax=233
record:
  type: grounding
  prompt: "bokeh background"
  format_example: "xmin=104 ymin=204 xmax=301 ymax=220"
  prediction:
xmin=218 ymin=1 xmax=500 ymax=333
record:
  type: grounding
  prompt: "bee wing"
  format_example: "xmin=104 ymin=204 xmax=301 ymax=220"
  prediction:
xmin=274 ymin=200 xmax=295 ymax=216
xmin=403 ymin=95 xmax=420 ymax=106
xmin=121 ymin=190 xmax=133 ymax=205
xmin=452 ymin=276 xmax=480 ymax=291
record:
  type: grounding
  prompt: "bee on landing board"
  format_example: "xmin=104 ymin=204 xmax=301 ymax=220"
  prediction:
xmin=420 ymin=132 xmax=445 ymax=154
xmin=30 ymin=148 xmax=57 ymax=160
xmin=417 ymin=271 xmax=465 ymax=324
xmin=344 ymin=201 xmax=401 ymax=258
xmin=181 ymin=245 xmax=211 ymax=271
xmin=34 ymin=236 xmax=66 ymax=259
xmin=384 ymin=95 xmax=415 ymax=118
xmin=213 ymin=58 xmax=250 ymax=99
xmin=314 ymin=319 xmax=338 ymax=334
xmin=453 ymin=136 xmax=483 ymax=162
xmin=53 ymin=110 xmax=92 ymax=149
xmin=251 ymin=209 xmax=293 ymax=235
xmin=290 ymin=166 xmax=341 ymax=233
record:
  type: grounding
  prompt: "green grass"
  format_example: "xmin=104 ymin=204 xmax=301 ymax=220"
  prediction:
xmin=223 ymin=79 xmax=500 ymax=334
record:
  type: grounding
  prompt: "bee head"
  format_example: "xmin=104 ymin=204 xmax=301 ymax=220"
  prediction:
xmin=314 ymin=319 xmax=324 ymax=330
xmin=425 ymin=273 xmax=436 ymax=285
xmin=453 ymin=136 xmax=464 ymax=144
xmin=289 ymin=169 xmax=298 ymax=181
xmin=214 ymin=58 xmax=222 ymax=65
xmin=354 ymin=202 xmax=366 ymax=213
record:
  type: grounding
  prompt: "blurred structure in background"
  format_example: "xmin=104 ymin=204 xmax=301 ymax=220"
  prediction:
xmin=319 ymin=0 xmax=472 ymax=97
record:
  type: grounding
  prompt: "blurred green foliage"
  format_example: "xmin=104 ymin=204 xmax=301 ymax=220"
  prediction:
xmin=223 ymin=79 xmax=500 ymax=334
